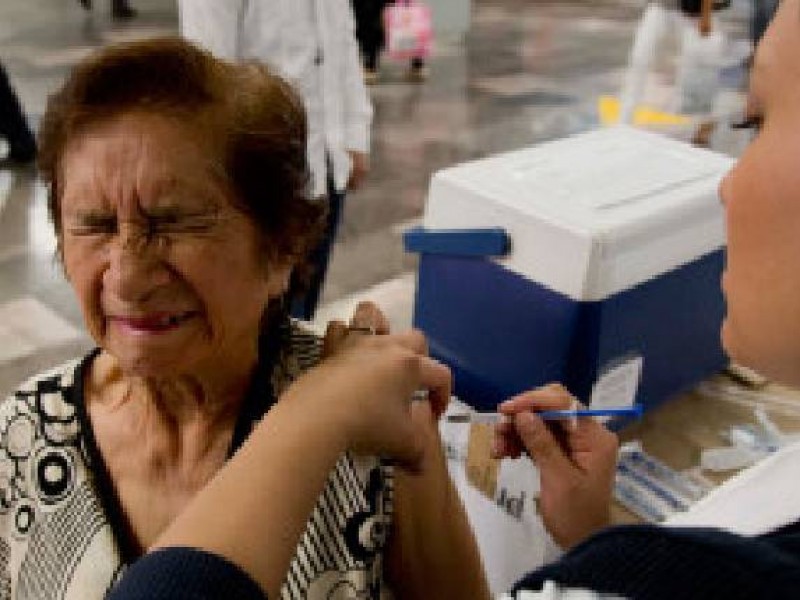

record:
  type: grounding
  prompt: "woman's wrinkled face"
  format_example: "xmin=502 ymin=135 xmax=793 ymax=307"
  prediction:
xmin=60 ymin=112 xmax=290 ymax=378
xmin=720 ymin=0 xmax=800 ymax=386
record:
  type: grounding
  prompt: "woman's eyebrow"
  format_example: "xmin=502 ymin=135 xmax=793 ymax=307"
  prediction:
xmin=145 ymin=197 xmax=220 ymax=213
xmin=145 ymin=206 xmax=215 ymax=216
xmin=65 ymin=208 xmax=113 ymax=221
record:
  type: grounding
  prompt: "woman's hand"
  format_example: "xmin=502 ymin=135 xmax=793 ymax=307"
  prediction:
xmin=493 ymin=384 xmax=619 ymax=549
xmin=288 ymin=325 xmax=451 ymax=470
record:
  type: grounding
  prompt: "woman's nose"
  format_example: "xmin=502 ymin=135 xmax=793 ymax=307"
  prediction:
xmin=104 ymin=225 xmax=171 ymax=302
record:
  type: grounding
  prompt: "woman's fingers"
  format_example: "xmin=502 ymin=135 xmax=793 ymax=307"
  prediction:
xmin=494 ymin=384 xmax=589 ymax=459
xmin=318 ymin=322 xmax=449 ymax=463
xmin=416 ymin=355 xmax=452 ymax=418
xmin=324 ymin=296 xmax=424 ymax=358
xmin=492 ymin=419 xmax=525 ymax=459
xmin=382 ymin=328 xmax=428 ymax=355
xmin=488 ymin=383 xmax=619 ymax=548
xmin=494 ymin=385 xmax=576 ymax=456
xmin=395 ymin=401 xmax=437 ymax=471
xmin=322 ymin=320 xmax=348 ymax=358
xmin=498 ymin=384 xmax=576 ymax=415
xmin=323 ymin=301 xmax=390 ymax=358
xmin=349 ymin=301 xmax=390 ymax=335
xmin=512 ymin=411 xmax=573 ymax=474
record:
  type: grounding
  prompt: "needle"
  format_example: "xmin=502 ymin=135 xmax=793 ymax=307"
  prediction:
xmin=446 ymin=404 xmax=643 ymax=424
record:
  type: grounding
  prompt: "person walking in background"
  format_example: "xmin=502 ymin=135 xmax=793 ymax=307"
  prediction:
xmin=77 ymin=0 xmax=137 ymax=20
xmin=352 ymin=0 xmax=390 ymax=83
xmin=178 ymin=0 xmax=372 ymax=321
xmin=352 ymin=0 xmax=428 ymax=83
xmin=0 ymin=61 xmax=35 ymax=165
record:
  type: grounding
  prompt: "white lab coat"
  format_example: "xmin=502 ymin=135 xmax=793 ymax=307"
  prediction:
xmin=178 ymin=0 xmax=373 ymax=198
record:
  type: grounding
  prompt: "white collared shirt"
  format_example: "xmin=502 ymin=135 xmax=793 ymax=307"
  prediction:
xmin=179 ymin=0 xmax=373 ymax=197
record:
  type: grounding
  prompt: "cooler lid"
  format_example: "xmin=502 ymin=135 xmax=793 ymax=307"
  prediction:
xmin=422 ymin=126 xmax=733 ymax=301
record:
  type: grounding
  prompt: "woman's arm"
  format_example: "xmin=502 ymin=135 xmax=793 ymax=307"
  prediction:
xmin=147 ymin=332 xmax=451 ymax=599
xmin=149 ymin=386 xmax=346 ymax=597
xmin=328 ymin=306 xmax=490 ymax=597
xmin=386 ymin=401 xmax=492 ymax=600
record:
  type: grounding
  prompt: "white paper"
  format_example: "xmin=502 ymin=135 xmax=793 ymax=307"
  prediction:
xmin=590 ymin=355 xmax=643 ymax=409
xmin=448 ymin=464 xmax=554 ymax=595
xmin=667 ymin=439 xmax=800 ymax=536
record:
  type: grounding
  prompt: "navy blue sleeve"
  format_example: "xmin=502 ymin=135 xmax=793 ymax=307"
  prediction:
xmin=107 ymin=547 xmax=267 ymax=600
xmin=512 ymin=524 xmax=800 ymax=600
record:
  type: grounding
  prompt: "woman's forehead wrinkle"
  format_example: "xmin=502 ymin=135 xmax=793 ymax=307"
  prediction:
xmin=106 ymin=131 xmax=194 ymax=214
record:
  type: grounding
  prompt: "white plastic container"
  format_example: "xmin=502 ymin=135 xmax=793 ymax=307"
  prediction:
xmin=407 ymin=126 xmax=734 ymax=411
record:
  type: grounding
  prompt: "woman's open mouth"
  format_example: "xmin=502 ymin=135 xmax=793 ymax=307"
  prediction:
xmin=110 ymin=311 xmax=197 ymax=334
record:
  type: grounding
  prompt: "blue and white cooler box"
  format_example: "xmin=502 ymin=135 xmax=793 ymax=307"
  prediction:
xmin=405 ymin=126 xmax=734 ymax=413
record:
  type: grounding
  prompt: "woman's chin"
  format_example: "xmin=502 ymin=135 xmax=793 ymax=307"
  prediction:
xmin=110 ymin=351 xmax=195 ymax=379
xmin=104 ymin=328 xmax=205 ymax=378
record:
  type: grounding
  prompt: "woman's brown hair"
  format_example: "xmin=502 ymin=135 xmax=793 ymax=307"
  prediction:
xmin=38 ymin=36 xmax=325 ymax=266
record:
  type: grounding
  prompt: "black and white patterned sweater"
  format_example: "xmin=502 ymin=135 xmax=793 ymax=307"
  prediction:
xmin=0 ymin=322 xmax=394 ymax=599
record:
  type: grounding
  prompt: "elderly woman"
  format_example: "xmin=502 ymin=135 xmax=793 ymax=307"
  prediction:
xmin=1 ymin=37 xmax=487 ymax=599
xmin=100 ymin=1 xmax=800 ymax=597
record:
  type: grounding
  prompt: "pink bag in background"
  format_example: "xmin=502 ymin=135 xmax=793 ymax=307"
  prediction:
xmin=383 ymin=0 xmax=433 ymax=61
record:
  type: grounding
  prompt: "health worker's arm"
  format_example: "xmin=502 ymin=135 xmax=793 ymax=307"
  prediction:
xmin=111 ymin=331 xmax=449 ymax=600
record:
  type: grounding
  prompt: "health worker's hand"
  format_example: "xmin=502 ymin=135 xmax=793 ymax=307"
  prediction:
xmin=322 ymin=300 xmax=390 ymax=358
xmin=492 ymin=384 xmax=619 ymax=549
xmin=288 ymin=327 xmax=451 ymax=471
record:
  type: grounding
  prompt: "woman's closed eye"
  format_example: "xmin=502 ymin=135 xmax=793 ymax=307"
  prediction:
xmin=67 ymin=213 xmax=217 ymax=238
xmin=69 ymin=214 xmax=117 ymax=236
xmin=146 ymin=213 xmax=217 ymax=235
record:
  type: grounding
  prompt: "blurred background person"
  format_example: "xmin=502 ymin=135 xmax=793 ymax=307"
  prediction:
xmin=178 ymin=0 xmax=372 ymax=321
xmin=351 ymin=0 xmax=428 ymax=84
xmin=0 ymin=60 xmax=36 ymax=165
xmin=352 ymin=0 xmax=389 ymax=84
xmin=77 ymin=0 xmax=137 ymax=20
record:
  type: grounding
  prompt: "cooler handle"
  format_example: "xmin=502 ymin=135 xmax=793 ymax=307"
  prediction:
xmin=403 ymin=226 xmax=510 ymax=257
